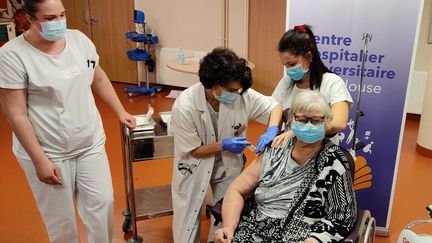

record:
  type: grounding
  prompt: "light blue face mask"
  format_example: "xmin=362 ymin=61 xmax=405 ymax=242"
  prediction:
xmin=291 ymin=122 xmax=324 ymax=143
xmin=286 ymin=64 xmax=308 ymax=82
xmin=40 ymin=19 xmax=67 ymax=41
xmin=213 ymin=87 xmax=239 ymax=105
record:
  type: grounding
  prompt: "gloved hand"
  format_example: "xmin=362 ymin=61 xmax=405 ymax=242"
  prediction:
xmin=221 ymin=137 xmax=251 ymax=154
xmin=256 ymin=126 xmax=279 ymax=154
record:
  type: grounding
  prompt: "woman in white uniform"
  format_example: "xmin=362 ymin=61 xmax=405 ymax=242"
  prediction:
xmin=271 ymin=25 xmax=353 ymax=146
xmin=0 ymin=0 xmax=135 ymax=242
xmin=171 ymin=48 xmax=282 ymax=243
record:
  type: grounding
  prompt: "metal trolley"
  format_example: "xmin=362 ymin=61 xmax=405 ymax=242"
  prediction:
xmin=120 ymin=114 xmax=174 ymax=243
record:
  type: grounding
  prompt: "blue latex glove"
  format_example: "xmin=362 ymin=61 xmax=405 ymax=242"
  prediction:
xmin=256 ymin=126 xmax=279 ymax=154
xmin=221 ymin=137 xmax=251 ymax=154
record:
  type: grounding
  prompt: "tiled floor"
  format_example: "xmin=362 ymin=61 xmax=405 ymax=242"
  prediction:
xmin=0 ymin=83 xmax=431 ymax=243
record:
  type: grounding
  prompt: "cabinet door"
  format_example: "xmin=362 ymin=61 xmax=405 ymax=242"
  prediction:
xmin=63 ymin=0 xmax=137 ymax=84
xmin=89 ymin=0 xmax=137 ymax=84
xmin=62 ymin=0 xmax=92 ymax=38
xmin=248 ymin=0 xmax=286 ymax=95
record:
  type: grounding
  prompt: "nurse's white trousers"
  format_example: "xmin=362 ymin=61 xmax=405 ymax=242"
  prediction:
xmin=17 ymin=144 xmax=113 ymax=243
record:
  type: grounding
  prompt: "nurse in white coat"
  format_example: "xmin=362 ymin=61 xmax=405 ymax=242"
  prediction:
xmin=0 ymin=0 xmax=135 ymax=242
xmin=270 ymin=25 xmax=353 ymax=146
xmin=171 ymin=48 xmax=282 ymax=243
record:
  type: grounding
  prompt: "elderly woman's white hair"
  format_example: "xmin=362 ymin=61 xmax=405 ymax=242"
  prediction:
xmin=288 ymin=90 xmax=333 ymax=128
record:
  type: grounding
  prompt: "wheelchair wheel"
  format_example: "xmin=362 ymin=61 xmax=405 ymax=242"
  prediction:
xmin=363 ymin=217 xmax=376 ymax=243
xmin=357 ymin=210 xmax=372 ymax=243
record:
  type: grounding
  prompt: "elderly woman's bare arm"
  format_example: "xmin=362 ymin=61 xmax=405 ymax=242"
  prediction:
xmin=214 ymin=156 xmax=262 ymax=242
xmin=223 ymin=155 xmax=262 ymax=227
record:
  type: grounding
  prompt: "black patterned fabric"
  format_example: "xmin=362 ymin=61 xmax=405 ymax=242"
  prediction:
xmin=232 ymin=138 xmax=357 ymax=243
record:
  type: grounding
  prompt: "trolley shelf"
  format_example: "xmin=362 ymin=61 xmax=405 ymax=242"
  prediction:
xmin=121 ymin=115 xmax=174 ymax=242
xmin=135 ymin=185 xmax=173 ymax=220
xmin=133 ymin=185 xmax=173 ymax=220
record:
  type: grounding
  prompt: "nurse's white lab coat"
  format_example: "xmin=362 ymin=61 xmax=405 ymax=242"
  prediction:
xmin=171 ymin=83 xmax=278 ymax=242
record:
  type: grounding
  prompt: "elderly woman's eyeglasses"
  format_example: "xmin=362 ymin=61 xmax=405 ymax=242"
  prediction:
xmin=294 ymin=115 xmax=325 ymax=125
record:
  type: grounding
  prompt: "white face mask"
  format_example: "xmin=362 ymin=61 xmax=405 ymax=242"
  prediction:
xmin=38 ymin=19 xmax=67 ymax=41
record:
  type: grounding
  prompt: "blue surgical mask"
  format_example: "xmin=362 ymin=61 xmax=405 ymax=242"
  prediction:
xmin=213 ymin=89 xmax=239 ymax=105
xmin=286 ymin=64 xmax=308 ymax=82
xmin=291 ymin=122 xmax=324 ymax=143
xmin=40 ymin=19 xmax=67 ymax=41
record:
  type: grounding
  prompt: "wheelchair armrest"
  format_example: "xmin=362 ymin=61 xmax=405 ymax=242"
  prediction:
xmin=341 ymin=209 xmax=364 ymax=243
xmin=342 ymin=209 xmax=375 ymax=243
xmin=206 ymin=197 xmax=255 ymax=226
xmin=206 ymin=198 xmax=223 ymax=226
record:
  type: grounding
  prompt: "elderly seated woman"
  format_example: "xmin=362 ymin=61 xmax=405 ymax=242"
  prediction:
xmin=214 ymin=90 xmax=357 ymax=243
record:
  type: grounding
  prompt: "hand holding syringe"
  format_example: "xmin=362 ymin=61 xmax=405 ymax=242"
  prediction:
xmin=234 ymin=124 xmax=256 ymax=152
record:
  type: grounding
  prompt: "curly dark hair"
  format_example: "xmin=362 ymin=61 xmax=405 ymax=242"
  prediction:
xmin=198 ymin=48 xmax=252 ymax=94
xmin=278 ymin=25 xmax=331 ymax=90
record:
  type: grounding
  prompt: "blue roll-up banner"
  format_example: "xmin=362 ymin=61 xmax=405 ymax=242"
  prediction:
xmin=287 ymin=0 xmax=423 ymax=232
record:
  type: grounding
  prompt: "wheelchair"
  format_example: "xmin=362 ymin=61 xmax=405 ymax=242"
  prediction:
xmin=207 ymin=147 xmax=376 ymax=243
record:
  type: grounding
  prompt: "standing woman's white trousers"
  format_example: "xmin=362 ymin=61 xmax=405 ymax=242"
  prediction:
xmin=17 ymin=143 xmax=114 ymax=243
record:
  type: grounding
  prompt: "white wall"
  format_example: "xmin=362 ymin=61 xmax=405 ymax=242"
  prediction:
xmin=135 ymin=0 xmax=223 ymax=52
xmin=134 ymin=0 xmax=248 ymax=87
xmin=414 ymin=0 xmax=432 ymax=72
xmin=407 ymin=0 xmax=432 ymax=114
xmin=417 ymin=58 xmax=432 ymax=148
xmin=228 ymin=0 xmax=249 ymax=58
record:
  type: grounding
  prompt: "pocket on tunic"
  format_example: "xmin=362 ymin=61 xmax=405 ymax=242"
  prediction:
xmin=60 ymin=122 xmax=94 ymax=151
xmin=177 ymin=159 xmax=202 ymax=176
